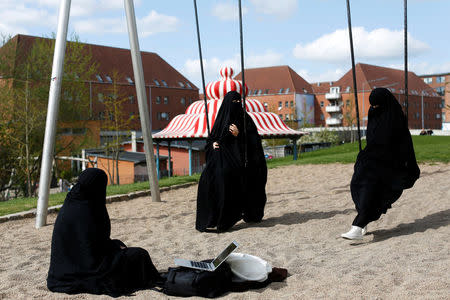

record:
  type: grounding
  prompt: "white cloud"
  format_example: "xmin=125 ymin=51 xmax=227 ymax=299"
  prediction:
xmin=249 ymin=0 xmax=298 ymax=19
xmin=293 ymin=27 xmax=430 ymax=63
xmin=297 ymin=68 xmax=346 ymax=83
xmin=73 ymin=10 xmax=179 ymax=37
xmin=138 ymin=10 xmax=179 ymax=37
xmin=212 ymin=2 xmax=248 ymax=21
xmin=0 ymin=3 xmax=54 ymax=35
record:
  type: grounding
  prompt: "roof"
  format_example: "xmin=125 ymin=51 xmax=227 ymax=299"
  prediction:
xmin=86 ymin=150 xmax=167 ymax=164
xmin=234 ymin=65 xmax=313 ymax=95
xmin=153 ymin=99 xmax=304 ymax=139
xmin=334 ymin=63 xmax=438 ymax=95
xmin=9 ymin=34 xmax=198 ymax=89
xmin=122 ymin=139 xmax=206 ymax=151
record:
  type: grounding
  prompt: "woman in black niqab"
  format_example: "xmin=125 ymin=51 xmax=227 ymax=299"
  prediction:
xmin=47 ymin=168 xmax=161 ymax=296
xmin=341 ymin=88 xmax=420 ymax=239
xmin=196 ymin=91 xmax=267 ymax=232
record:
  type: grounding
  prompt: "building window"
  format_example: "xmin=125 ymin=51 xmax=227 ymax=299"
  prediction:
xmin=161 ymin=80 xmax=168 ymax=87
xmin=330 ymin=86 xmax=340 ymax=94
xmin=320 ymin=114 xmax=324 ymax=121
xmin=189 ymin=98 xmax=193 ymax=104
xmin=346 ymin=86 xmax=350 ymax=92
xmin=72 ymin=128 xmax=86 ymax=135
xmin=98 ymin=93 xmax=104 ymax=103
xmin=423 ymin=77 xmax=432 ymax=84
xmin=129 ymin=96 xmax=135 ymax=104
xmin=436 ymin=76 xmax=446 ymax=83
xmin=258 ymin=89 xmax=262 ymax=95
xmin=285 ymin=88 xmax=290 ymax=94
xmin=265 ymin=89 xmax=269 ymax=94
xmin=290 ymin=114 xmax=294 ymax=120
xmin=178 ymin=81 xmax=185 ymax=88
xmin=163 ymin=96 xmax=169 ymax=104
xmin=126 ymin=77 xmax=134 ymax=84
xmin=105 ymin=75 xmax=112 ymax=83
xmin=156 ymin=96 xmax=161 ymax=104
xmin=186 ymin=82 xmax=192 ymax=89
xmin=98 ymin=111 xmax=105 ymax=120
xmin=285 ymin=114 xmax=290 ymax=120
xmin=278 ymin=101 xmax=282 ymax=109
xmin=157 ymin=112 xmax=161 ymax=120
xmin=279 ymin=114 xmax=283 ymax=119
xmin=290 ymin=101 xmax=294 ymax=107
xmin=346 ymin=99 xmax=350 ymax=107
xmin=436 ymin=86 xmax=445 ymax=96
xmin=154 ymin=79 xmax=160 ymax=86
xmin=320 ymin=101 xmax=324 ymax=107
xmin=436 ymin=113 xmax=441 ymax=119
xmin=95 ymin=74 xmax=103 ymax=82
xmin=181 ymin=97 xmax=186 ymax=105
xmin=279 ymin=88 xmax=284 ymax=94
xmin=160 ymin=112 xmax=169 ymax=120
xmin=285 ymin=101 xmax=289 ymax=108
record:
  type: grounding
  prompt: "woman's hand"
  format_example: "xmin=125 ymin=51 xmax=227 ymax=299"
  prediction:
xmin=229 ymin=124 xmax=239 ymax=137
xmin=213 ymin=142 xmax=219 ymax=149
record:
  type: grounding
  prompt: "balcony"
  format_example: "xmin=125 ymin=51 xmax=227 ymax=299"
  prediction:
xmin=325 ymin=105 xmax=342 ymax=113
xmin=325 ymin=92 xmax=341 ymax=100
xmin=326 ymin=117 xmax=343 ymax=126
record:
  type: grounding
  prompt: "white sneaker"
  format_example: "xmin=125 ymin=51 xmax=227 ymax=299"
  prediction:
xmin=361 ymin=226 xmax=367 ymax=236
xmin=341 ymin=226 xmax=364 ymax=240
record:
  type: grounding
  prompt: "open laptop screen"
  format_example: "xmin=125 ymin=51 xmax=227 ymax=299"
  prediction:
xmin=212 ymin=242 xmax=238 ymax=268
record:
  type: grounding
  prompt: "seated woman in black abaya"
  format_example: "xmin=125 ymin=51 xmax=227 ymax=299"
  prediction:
xmin=196 ymin=91 xmax=267 ymax=232
xmin=341 ymin=88 xmax=420 ymax=240
xmin=47 ymin=168 xmax=161 ymax=297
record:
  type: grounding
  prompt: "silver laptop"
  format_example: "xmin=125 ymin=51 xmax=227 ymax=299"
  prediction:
xmin=174 ymin=241 xmax=239 ymax=272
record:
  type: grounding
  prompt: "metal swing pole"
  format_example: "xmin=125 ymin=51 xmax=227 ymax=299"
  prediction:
xmin=124 ymin=0 xmax=160 ymax=202
xmin=238 ymin=0 xmax=248 ymax=167
xmin=193 ymin=0 xmax=211 ymax=136
xmin=404 ymin=0 xmax=409 ymax=126
xmin=345 ymin=0 xmax=362 ymax=152
xmin=36 ymin=0 xmax=71 ymax=228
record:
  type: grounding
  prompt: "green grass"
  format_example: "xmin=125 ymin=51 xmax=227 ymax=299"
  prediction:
xmin=1 ymin=136 xmax=448 ymax=217
xmin=267 ymin=135 xmax=450 ymax=168
xmin=0 ymin=174 xmax=201 ymax=216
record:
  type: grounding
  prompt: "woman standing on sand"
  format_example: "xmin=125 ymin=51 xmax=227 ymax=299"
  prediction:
xmin=341 ymin=88 xmax=420 ymax=240
xmin=196 ymin=91 xmax=267 ymax=232
xmin=47 ymin=168 xmax=161 ymax=296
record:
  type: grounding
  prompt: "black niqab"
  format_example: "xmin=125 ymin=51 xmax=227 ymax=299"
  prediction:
xmin=196 ymin=91 xmax=267 ymax=232
xmin=350 ymin=88 xmax=420 ymax=227
xmin=47 ymin=168 xmax=160 ymax=296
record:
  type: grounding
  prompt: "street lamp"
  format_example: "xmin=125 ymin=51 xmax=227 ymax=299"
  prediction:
xmin=361 ymin=77 xmax=387 ymax=128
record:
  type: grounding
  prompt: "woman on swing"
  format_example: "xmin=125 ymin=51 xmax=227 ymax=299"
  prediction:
xmin=196 ymin=91 xmax=267 ymax=232
xmin=341 ymin=88 xmax=420 ymax=239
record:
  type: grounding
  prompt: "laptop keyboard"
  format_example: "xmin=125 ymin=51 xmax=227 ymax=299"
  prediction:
xmin=191 ymin=261 xmax=210 ymax=269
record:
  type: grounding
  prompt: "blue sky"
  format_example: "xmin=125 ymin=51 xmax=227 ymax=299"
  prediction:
xmin=1 ymin=0 xmax=449 ymax=88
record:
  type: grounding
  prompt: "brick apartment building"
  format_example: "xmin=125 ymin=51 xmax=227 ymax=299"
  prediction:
xmin=313 ymin=63 xmax=442 ymax=129
xmin=236 ymin=63 xmax=442 ymax=129
xmin=419 ymin=72 xmax=449 ymax=130
xmin=1 ymin=34 xmax=199 ymax=145
xmin=234 ymin=66 xmax=314 ymax=129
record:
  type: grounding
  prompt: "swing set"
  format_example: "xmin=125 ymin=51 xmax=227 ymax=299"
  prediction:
xmin=35 ymin=0 xmax=411 ymax=228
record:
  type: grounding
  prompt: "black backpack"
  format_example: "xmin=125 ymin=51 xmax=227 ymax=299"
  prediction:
xmin=159 ymin=261 xmax=233 ymax=298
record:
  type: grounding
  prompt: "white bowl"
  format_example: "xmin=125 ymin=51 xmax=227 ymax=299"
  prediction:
xmin=226 ymin=253 xmax=272 ymax=282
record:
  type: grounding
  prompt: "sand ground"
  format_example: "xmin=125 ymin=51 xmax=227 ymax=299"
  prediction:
xmin=0 ymin=163 xmax=449 ymax=299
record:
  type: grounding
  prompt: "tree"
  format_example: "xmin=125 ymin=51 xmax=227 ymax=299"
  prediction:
xmin=100 ymin=71 xmax=136 ymax=185
xmin=0 ymin=34 xmax=98 ymax=197
xmin=342 ymin=95 xmax=358 ymax=143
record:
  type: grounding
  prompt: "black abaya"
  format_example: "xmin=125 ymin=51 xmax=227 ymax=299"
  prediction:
xmin=350 ymin=88 xmax=420 ymax=227
xmin=47 ymin=168 xmax=160 ymax=297
xmin=196 ymin=91 xmax=267 ymax=232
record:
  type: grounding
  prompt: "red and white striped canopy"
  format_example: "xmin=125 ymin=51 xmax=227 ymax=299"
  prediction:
xmin=153 ymin=67 xmax=305 ymax=139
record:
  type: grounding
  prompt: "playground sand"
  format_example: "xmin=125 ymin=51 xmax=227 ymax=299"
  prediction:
xmin=0 ymin=163 xmax=449 ymax=299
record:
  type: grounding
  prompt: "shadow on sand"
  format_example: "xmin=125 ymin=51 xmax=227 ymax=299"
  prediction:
xmin=231 ymin=208 xmax=354 ymax=231
xmin=370 ymin=209 xmax=450 ymax=243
